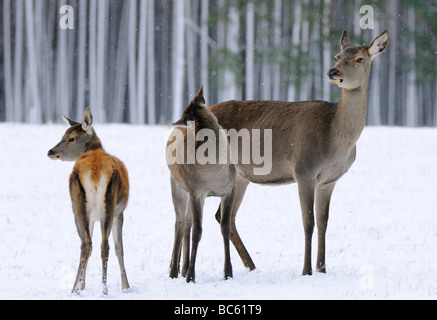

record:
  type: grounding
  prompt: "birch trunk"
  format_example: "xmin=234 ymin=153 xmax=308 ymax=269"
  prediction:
xmin=200 ymin=0 xmax=209 ymax=103
xmin=3 ymin=0 xmax=13 ymax=121
xmin=25 ymin=0 xmax=41 ymax=123
xmin=245 ymin=1 xmax=255 ymax=100
xmin=288 ymin=0 xmax=301 ymax=101
xmin=13 ymin=0 xmax=24 ymax=122
xmin=76 ymin=0 xmax=87 ymax=119
xmin=406 ymin=7 xmax=417 ymax=127
xmin=137 ymin=0 xmax=147 ymax=124
xmin=147 ymin=0 xmax=156 ymax=124
xmin=172 ymin=0 xmax=185 ymax=122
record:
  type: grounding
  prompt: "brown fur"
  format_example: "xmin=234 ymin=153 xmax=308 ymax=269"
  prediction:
xmin=167 ymin=86 xmax=236 ymax=283
xmin=207 ymin=30 xmax=389 ymax=275
xmin=48 ymin=107 xmax=130 ymax=294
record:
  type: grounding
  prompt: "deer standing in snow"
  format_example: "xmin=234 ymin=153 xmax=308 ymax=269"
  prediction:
xmin=48 ymin=107 xmax=130 ymax=294
xmin=167 ymin=86 xmax=236 ymax=283
xmin=208 ymin=30 xmax=389 ymax=275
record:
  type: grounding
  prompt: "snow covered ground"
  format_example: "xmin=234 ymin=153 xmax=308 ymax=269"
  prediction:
xmin=0 ymin=123 xmax=436 ymax=300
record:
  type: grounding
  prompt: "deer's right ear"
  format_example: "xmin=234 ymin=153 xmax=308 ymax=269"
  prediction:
xmin=62 ymin=114 xmax=80 ymax=127
xmin=81 ymin=107 xmax=94 ymax=135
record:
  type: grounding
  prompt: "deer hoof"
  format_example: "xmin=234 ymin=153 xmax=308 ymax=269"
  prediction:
xmin=317 ymin=264 xmax=327 ymax=273
xmin=302 ymin=268 xmax=313 ymax=276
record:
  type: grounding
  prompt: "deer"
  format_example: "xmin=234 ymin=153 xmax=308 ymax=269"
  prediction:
xmin=47 ymin=107 xmax=130 ymax=294
xmin=205 ymin=30 xmax=389 ymax=276
xmin=166 ymin=86 xmax=236 ymax=283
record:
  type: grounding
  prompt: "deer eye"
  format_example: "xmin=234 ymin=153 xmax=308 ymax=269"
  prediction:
xmin=68 ymin=137 xmax=75 ymax=143
xmin=356 ymin=58 xmax=364 ymax=63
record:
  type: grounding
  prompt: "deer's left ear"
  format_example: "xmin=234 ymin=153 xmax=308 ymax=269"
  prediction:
xmin=193 ymin=85 xmax=205 ymax=107
xmin=368 ymin=30 xmax=389 ymax=59
xmin=81 ymin=107 xmax=94 ymax=135
xmin=62 ymin=114 xmax=80 ymax=127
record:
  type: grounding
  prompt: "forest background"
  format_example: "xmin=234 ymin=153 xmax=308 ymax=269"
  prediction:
xmin=0 ymin=0 xmax=436 ymax=126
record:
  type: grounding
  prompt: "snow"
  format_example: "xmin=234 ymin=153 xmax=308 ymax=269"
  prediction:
xmin=0 ymin=123 xmax=437 ymax=300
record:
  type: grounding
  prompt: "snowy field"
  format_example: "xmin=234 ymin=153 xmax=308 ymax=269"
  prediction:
xmin=0 ymin=123 xmax=436 ymax=300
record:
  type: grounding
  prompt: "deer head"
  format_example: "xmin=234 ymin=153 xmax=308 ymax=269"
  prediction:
xmin=47 ymin=107 xmax=102 ymax=161
xmin=327 ymin=30 xmax=389 ymax=90
xmin=172 ymin=86 xmax=212 ymax=128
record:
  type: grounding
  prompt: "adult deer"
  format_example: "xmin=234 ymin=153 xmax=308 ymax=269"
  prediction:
xmin=209 ymin=30 xmax=389 ymax=275
xmin=167 ymin=86 xmax=236 ymax=283
xmin=47 ymin=107 xmax=130 ymax=294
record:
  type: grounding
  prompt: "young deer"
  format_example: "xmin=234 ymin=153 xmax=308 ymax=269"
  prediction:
xmin=167 ymin=86 xmax=236 ymax=283
xmin=47 ymin=107 xmax=130 ymax=294
xmin=209 ymin=30 xmax=389 ymax=275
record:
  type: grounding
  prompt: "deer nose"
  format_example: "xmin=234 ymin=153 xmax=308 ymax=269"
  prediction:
xmin=328 ymin=68 xmax=339 ymax=79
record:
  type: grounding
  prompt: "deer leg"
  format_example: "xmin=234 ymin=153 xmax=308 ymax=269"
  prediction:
xmin=72 ymin=214 xmax=92 ymax=293
xmin=215 ymin=177 xmax=255 ymax=270
xmin=181 ymin=207 xmax=192 ymax=278
xmin=220 ymin=187 xmax=236 ymax=280
xmin=112 ymin=212 xmax=130 ymax=292
xmin=186 ymin=195 xmax=204 ymax=283
xmin=298 ymin=179 xmax=316 ymax=276
xmin=70 ymin=178 xmax=92 ymax=294
xmin=315 ymin=183 xmax=335 ymax=273
xmin=100 ymin=215 xmax=114 ymax=295
xmin=169 ymin=178 xmax=188 ymax=278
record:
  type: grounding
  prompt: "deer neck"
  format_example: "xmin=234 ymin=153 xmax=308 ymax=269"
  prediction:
xmin=331 ymin=79 xmax=369 ymax=149
xmin=85 ymin=131 xmax=103 ymax=152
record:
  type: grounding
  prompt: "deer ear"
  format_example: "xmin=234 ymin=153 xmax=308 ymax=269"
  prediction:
xmin=62 ymin=114 xmax=80 ymax=127
xmin=172 ymin=118 xmax=186 ymax=127
xmin=81 ymin=107 xmax=94 ymax=135
xmin=368 ymin=30 xmax=389 ymax=59
xmin=340 ymin=30 xmax=351 ymax=50
xmin=193 ymin=85 xmax=205 ymax=107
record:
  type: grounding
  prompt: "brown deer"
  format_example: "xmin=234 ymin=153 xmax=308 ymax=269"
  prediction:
xmin=167 ymin=86 xmax=236 ymax=283
xmin=47 ymin=107 xmax=130 ymax=294
xmin=208 ymin=30 xmax=389 ymax=275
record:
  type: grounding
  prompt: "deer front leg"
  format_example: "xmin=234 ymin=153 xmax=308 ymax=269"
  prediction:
xmin=315 ymin=183 xmax=335 ymax=273
xmin=298 ymin=180 xmax=316 ymax=276
xmin=186 ymin=195 xmax=204 ymax=283
xmin=181 ymin=208 xmax=192 ymax=278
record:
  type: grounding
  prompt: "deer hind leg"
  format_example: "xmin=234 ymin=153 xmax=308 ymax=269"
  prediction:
xmin=100 ymin=215 xmax=114 ymax=295
xmin=112 ymin=211 xmax=130 ymax=292
xmin=315 ymin=183 xmax=335 ymax=273
xmin=220 ymin=186 xmax=236 ymax=280
xmin=169 ymin=178 xmax=188 ymax=278
xmin=215 ymin=176 xmax=255 ymax=270
xmin=297 ymin=179 xmax=316 ymax=276
xmin=72 ymin=217 xmax=92 ymax=294
xmin=70 ymin=177 xmax=92 ymax=294
xmin=186 ymin=194 xmax=204 ymax=283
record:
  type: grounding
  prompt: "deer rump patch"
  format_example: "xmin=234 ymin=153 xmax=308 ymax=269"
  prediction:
xmin=81 ymin=171 xmax=110 ymax=222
